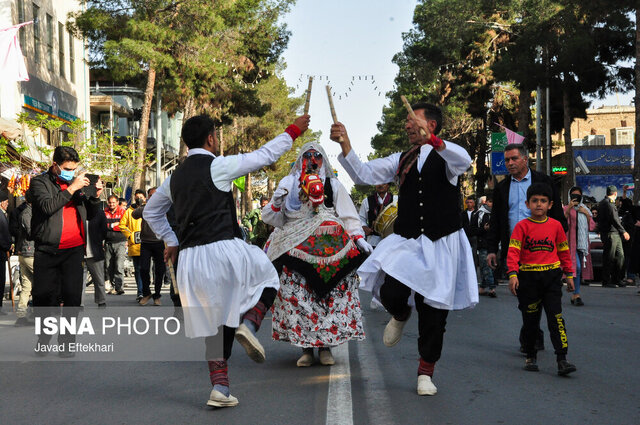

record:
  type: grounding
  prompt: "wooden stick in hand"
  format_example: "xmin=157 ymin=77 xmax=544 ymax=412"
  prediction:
xmin=326 ymin=85 xmax=343 ymax=142
xmin=400 ymin=95 xmax=427 ymax=137
xmin=303 ymin=77 xmax=313 ymax=115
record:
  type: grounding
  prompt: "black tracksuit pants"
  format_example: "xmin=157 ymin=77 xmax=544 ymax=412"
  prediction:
xmin=140 ymin=241 xmax=166 ymax=299
xmin=602 ymin=231 xmax=625 ymax=285
xmin=205 ymin=287 xmax=277 ymax=360
xmin=379 ymin=274 xmax=448 ymax=363
xmin=516 ymin=269 xmax=568 ymax=360
xmin=32 ymin=245 xmax=85 ymax=345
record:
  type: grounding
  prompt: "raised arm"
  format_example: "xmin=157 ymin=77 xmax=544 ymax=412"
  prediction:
xmin=331 ymin=122 xmax=399 ymax=185
xmin=438 ymin=142 xmax=472 ymax=182
xmin=211 ymin=116 xmax=309 ymax=192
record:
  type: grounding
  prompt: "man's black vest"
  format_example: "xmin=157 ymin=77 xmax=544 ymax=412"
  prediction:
xmin=393 ymin=148 xmax=462 ymax=241
xmin=366 ymin=193 xmax=393 ymax=227
xmin=170 ymin=154 xmax=242 ymax=250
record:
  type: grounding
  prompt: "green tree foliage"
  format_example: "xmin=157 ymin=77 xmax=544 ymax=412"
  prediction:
xmin=371 ymin=0 xmax=635 ymax=196
xmin=70 ymin=0 xmax=295 ymax=188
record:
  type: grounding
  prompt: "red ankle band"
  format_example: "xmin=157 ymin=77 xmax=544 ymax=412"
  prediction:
xmin=242 ymin=301 xmax=267 ymax=330
xmin=208 ymin=360 xmax=229 ymax=387
xmin=418 ymin=359 xmax=435 ymax=377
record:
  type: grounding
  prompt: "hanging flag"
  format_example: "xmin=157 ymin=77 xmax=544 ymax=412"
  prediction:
xmin=495 ymin=123 xmax=525 ymax=144
xmin=233 ymin=175 xmax=246 ymax=192
xmin=0 ymin=21 xmax=32 ymax=82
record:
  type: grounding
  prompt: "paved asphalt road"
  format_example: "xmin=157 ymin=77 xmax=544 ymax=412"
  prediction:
xmin=1 ymin=281 xmax=639 ymax=425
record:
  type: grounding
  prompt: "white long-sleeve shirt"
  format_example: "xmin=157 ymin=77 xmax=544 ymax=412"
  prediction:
xmin=337 ymin=142 xmax=472 ymax=186
xmin=143 ymin=132 xmax=294 ymax=247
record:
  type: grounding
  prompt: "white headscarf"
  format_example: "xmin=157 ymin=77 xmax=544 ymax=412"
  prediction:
xmin=284 ymin=142 xmax=335 ymax=212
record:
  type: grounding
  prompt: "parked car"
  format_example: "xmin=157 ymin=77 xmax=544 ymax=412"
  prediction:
xmin=588 ymin=231 xmax=603 ymax=282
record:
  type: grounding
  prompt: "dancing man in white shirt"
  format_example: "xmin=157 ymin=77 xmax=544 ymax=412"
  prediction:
xmin=144 ymin=114 xmax=309 ymax=408
xmin=330 ymin=102 xmax=478 ymax=396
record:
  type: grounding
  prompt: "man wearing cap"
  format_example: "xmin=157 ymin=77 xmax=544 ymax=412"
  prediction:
xmin=597 ymin=185 xmax=630 ymax=288
xmin=0 ymin=190 xmax=11 ymax=315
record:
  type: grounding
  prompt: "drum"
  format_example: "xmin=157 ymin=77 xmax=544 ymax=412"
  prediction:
xmin=373 ymin=202 xmax=398 ymax=239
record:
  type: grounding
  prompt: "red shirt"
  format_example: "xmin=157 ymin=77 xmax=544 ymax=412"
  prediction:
xmin=57 ymin=180 xmax=85 ymax=249
xmin=507 ymin=216 xmax=573 ymax=277
xmin=105 ymin=206 xmax=126 ymax=231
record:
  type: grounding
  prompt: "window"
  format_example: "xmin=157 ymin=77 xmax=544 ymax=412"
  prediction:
xmin=69 ymin=30 xmax=75 ymax=83
xmin=58 ymin=23 xmax=65 ymax=78
xmin=17 ymin=0 xmax=25 ymax=47
xmin=46 ymin=13 xmax=53 ymax=71
xmin=33 ymin=3 xmax=39 ymax=63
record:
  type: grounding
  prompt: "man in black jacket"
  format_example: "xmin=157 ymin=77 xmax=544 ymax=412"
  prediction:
xmin=0 ymin=190 xmax=11 ymax=315
xmin=27 ymin=146 xmax=102 ymax=355
xmin=597 ymin=185 xmax=630 ymax=287
xmin=132 ymin=187 xmax=166 ymax=306
xmin=485 ymin=143 xmax=567 ymax=351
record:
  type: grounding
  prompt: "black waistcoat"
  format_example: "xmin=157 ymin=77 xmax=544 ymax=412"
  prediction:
xmin=393 ymin=148 xmax=462 ymax=241
xmin=170 ymin=154 xmax=242 ymax=250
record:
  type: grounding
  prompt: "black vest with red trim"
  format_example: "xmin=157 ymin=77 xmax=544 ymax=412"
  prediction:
xmin=393 ymin=148 xmax=462 ymax=241
xmin=170 ymin=154 xmax=242 ymax=250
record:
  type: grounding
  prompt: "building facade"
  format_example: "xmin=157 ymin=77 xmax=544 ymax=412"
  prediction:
xmin=0 ymin=0 xmax=90 ymax=156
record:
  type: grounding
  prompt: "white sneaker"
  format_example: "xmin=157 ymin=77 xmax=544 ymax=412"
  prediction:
xmin=206 ymin=389 xmax=239 ymax=407
xmin=417 ymin=375 xmax=437 ymax=396
xmin=234 ymin=323 xmax=266 ymax=363
xmin=383 ymin=317 xmax=407 ymax=347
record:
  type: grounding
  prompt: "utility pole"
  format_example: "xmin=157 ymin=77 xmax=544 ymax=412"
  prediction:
xmin=535 ymin=47 xmax=542 ymax=171
xmin=156 ymin=92 xmax=162 ymax=187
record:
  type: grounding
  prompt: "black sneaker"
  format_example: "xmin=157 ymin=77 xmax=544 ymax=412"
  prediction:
xmin=524 ymin=358 xmax=539 ymax=372
xmin=574 ymin=297 xmax=584 ymax=306
xmin=557 ymin=360 xmax=577 ymax=376
xmin=488 ymin=290 xmax=497 ymax=298
xmin=98 ymin=303 xmax=107 ymax=309
xmin=116 ymin=289 xmax=125 ymax=295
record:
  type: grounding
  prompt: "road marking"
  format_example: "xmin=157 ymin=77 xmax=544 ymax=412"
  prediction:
xmin=326 ymin=342 xmax=353 ymax=425
xmin=355 ymin=317 xmax=394 ymax=425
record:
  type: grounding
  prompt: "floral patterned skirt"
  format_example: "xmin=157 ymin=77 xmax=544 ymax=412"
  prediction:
xmin=271 ymin=267 xmax=365 ymax=348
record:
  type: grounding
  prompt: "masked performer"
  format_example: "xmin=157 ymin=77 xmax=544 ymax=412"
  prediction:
xmin=144 ymin=114 xmax=309 ymax=408
xmin=330 ymin=102 xmax=478 ymax=396
xmin=262 ymin=143 xmax=370 ymax=367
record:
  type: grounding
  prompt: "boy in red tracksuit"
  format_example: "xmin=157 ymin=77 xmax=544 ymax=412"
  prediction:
xmin=507 ymin=182 xmax=577 ymax=376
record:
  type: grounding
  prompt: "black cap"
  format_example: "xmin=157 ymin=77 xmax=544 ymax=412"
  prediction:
xmin=0 ymin=190 xmax=8 ymax=202
xmin=606 ymin=185 xmax=617 ymax=196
